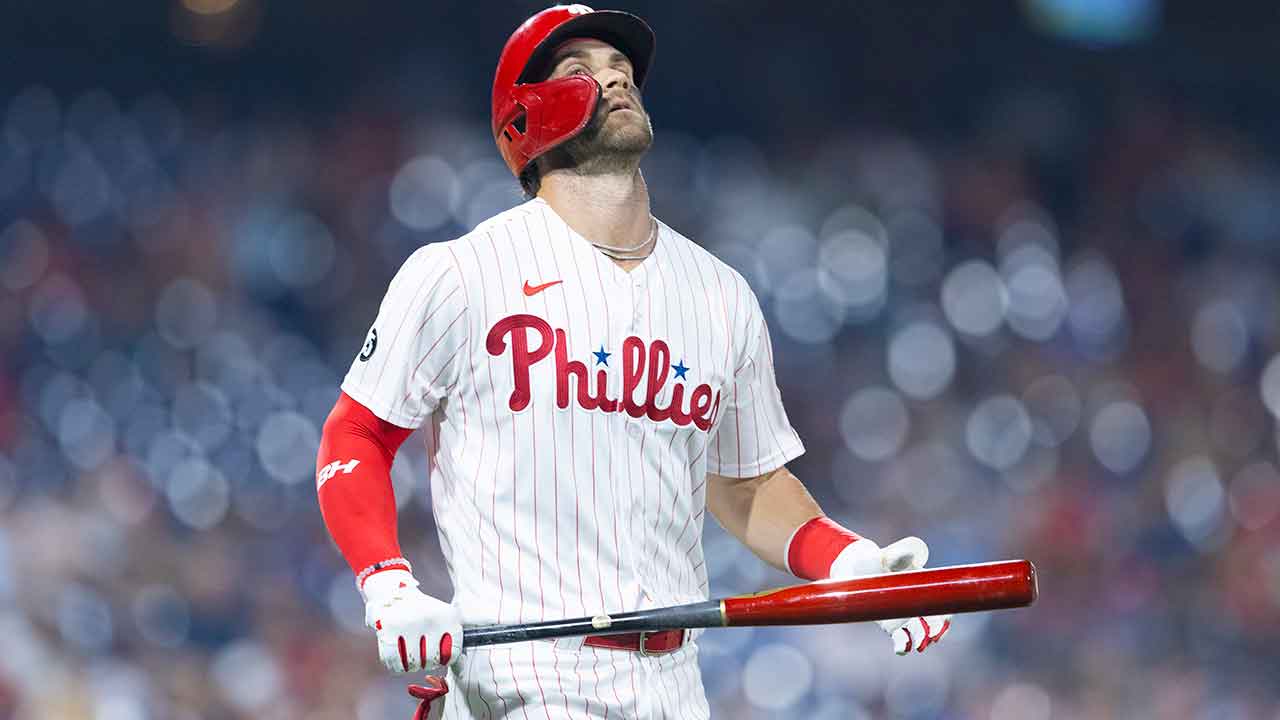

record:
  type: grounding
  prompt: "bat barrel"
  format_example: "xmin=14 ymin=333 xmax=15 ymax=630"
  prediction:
xmin=721 ymin=559 xmax=1036 ymax=627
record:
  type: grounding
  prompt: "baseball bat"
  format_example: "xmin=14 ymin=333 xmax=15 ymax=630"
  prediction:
xmin=461 ymin=559 xmax=1035 ymax=647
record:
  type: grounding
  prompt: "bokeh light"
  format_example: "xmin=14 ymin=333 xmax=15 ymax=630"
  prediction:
xmin=742 ymin=643 xmax=813 ymax=710
xmin=1165 ymin=456 xmax=1231 ymax=551
xmin=990 ymin=682 xmax=1052 ymax=720
xmin=941 ymin=260 xmax=1006 ymax=336
xmin=210 ymin=640 xmax=282 ymax=713
xmin=839 ymin=386 xmax=910 ymax=462
xmin=1191 ymin=300 xmax=1250 ymax=374
xmin=1089 ymin=401 xmax=1151 ymax=474
xmin=966 ymin=395 xmax=1033 ymax=470
xmin=887 ymin=320 xmax=956 ymax=400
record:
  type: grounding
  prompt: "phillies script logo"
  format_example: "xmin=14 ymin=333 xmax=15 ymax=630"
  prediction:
xmin=486 ymin=314 xmax=721 ymax=430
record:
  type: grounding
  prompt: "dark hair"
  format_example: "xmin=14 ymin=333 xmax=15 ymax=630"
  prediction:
xmin=519 ymin=163 xmax=541 ymax=199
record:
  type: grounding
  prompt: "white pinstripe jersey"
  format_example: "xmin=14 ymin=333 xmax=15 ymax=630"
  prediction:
xmin=341 ymin=198 xmax=803 ymax=628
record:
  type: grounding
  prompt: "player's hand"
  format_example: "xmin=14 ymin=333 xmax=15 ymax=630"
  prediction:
xmin=363 ymin=570 xmax=463 ymax=674
xmin=827 ymin=536 xmax=952 ymax=655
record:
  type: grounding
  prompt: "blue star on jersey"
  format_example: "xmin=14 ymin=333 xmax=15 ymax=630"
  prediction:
xmin=593 ymin=346 xmax=611 ymax=366
xmin=672 ymin=359 xmax=689 ymax=380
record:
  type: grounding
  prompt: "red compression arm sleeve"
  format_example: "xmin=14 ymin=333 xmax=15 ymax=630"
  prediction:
xmin=316 ymin=391 xmax=415 ymax=588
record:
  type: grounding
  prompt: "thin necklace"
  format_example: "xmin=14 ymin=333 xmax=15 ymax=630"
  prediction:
xmin=591 ymin=218 xmax=657 ymax=261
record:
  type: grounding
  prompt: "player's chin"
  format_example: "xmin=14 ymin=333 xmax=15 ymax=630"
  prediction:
xmin=603 ymin=119 xmax=653 ymax=151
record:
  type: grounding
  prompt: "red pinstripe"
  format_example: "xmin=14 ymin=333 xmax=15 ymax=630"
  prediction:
xmin=448 ymin=244 xmax=494 ymax=609
xmin=629 ymin=276 xmax=650 ymax=604
xmin=563 ymin=218 xmax=597 ymax=623
xmin=442 ymin=250 xmax=471 ymax=562
xmin=504 ymin=227 xmax=554 ymax=720
xmin=601 ymin=649 xmax=625 ymax=716
xmin=487 ymin=649 xmax=510 ymax=719
xmin=640 ymin=248 xmax=660 ymax=594
xmin=467 ymin=657 xmax=494 ymax=719
xmin=504 ymin=647 xmax=532 ymax=720
xmin=525 ymin=218 xmax=574 ymax=718
xmin=654 ymin=652 xmax=681 ymax=720
xmin=751 ymin=364 xmax=789 ymax=468
xmin=652 ymin=245 xmax=687 ymax=599
xmin=709 ymin=264 xmax=733 ymax=475
xmin=411 ymin=283 xmax=461 ymax=337
xmin=573 ymin=649 xmax=590 ymax=718
xmin=400 ymin=309 xmax=466 ymax=407
xmin=667 ymin=445 xmax=706 ymax=582
xmin=585 ymin=229 xmax=612 ymax=611
xmin=467 ymin=238 xmax=507 ymax=625
xmin=588 ymin=214 xmax=633 ymax=714
xmin=589 ymin=647 xmax=609 ymax=720
xmin=748 ymin=381 xmax=762 ymax=476
xmin=765 ymin=322 xmax=804 ymax=450
xmin=369 ymin=260 xmax=449 ymax=392
xmin=675 ymin=653 xmax=697 ymax=720
xmin=485 ymin=231 xmax=530 ymax=628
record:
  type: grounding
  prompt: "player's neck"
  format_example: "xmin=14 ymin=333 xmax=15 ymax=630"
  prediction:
xmin=538 ymin=170 xmax=653 ymax=271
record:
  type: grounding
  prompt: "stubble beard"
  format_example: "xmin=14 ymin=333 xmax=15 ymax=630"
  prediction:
xmin=556 ymin=100 xmax=654 ymax=176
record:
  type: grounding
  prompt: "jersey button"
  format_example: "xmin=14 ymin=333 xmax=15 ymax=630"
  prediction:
xmin=627 ymin=422 xmax=643 ymax=438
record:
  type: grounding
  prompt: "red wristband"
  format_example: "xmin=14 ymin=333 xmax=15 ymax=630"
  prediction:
xmin=785 ymin=516 xmax=861 ymax=580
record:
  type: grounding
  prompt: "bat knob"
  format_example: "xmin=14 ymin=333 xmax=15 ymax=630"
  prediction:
xmin=881 ymin=536 xmax=929 ymax=573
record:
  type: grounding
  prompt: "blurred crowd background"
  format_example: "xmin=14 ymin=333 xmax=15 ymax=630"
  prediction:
xmin=3 ymin=1 xmax=1280 ymax=718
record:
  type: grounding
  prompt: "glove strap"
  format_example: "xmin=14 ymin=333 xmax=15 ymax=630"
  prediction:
xmin=784 ymin=516 xmax=863 ymax=580
xmin=357 ymin=557 xmax=413 ymax=591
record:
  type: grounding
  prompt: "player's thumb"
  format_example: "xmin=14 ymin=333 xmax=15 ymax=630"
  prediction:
xmin=880 ymin=536 xmax=928 ymax=572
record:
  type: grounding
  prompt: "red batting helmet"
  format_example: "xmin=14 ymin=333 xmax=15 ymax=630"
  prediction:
xmin=492 ymin=4 xmax=655 ymax=177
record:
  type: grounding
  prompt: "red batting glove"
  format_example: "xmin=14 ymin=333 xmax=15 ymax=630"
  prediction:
xmin=408 ymin=675 xmax=448 ymax=720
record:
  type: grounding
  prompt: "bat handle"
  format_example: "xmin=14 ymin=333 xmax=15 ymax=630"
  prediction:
xmin=462 ymin=601 xmax=724 ymax=647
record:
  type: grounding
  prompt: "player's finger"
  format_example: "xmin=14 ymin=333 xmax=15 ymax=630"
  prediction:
xmin=930 ymin=617 xmax=952 ymax=643
xmin=914 ymin=615 xmax=951 ymax=653
xmin=892 ymin=624 xmax=914 ymax=655
xmin=916 ymin=617 xmax=935 ymax=652
xmin=439 ymin=632 xmax=454 ymax=665
xmin=399 ymin=636 xmax=412 ymax=672
xmin=408 ymin=676 xmax=448 ymax=720
xmin=380 ymin=635 xmax=413 ymax=673
xmin=880 ymin=537 xmax=928 ymax=572
xmin=408 ymin=675 xmax=449 ymax=700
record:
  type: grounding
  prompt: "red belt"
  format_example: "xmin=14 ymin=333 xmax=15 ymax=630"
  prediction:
xmin=582 ymin=630 xmax=686 ymax=656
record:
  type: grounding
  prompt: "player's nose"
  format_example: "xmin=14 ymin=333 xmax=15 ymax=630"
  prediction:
xmin=598 ymin=67 xmax=631 ymax=92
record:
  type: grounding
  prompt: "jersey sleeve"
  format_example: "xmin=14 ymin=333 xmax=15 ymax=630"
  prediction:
xmin=340 ymin=244 xmax=468 ymax=429
xmin=707 ymin=287 xmax=805 ymax=478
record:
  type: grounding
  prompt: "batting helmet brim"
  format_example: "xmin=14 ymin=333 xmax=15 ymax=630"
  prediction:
xmin=516 ymin=10 xmax=655 ymax=87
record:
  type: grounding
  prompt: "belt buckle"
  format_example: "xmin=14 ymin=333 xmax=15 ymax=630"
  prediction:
xmin=638 ymin=630 xmax=680 ymax=657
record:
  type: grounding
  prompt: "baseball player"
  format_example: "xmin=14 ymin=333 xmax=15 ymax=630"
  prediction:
xmin=316 ymin=6 xmax=951 ymax=719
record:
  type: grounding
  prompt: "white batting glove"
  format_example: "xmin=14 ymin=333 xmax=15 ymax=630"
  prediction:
xmin=827 ymin=536 xmax=952 ymax=655
xmin=362 ymin=570 xmax=463 ymax=674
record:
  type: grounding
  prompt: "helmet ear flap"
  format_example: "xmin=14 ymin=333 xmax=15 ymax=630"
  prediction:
xmin=497 ymin=75 xmax=601 ymax=175
xmin=500 ymin=107 xmax=527 ymax=143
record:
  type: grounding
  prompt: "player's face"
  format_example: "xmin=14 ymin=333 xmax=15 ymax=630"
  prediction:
xmin=546 ymin=38 xmax=653 ymax=166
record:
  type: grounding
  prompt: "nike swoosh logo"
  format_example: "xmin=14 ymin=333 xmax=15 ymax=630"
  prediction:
xmin=523 ymin=279 xmax=563 ymax=296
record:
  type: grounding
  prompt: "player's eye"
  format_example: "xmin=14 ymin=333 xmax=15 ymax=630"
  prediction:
xmin=568 ymin=66 xmax=589 ymax=76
